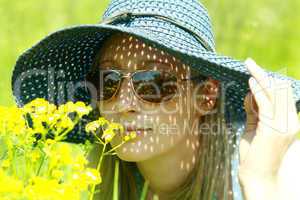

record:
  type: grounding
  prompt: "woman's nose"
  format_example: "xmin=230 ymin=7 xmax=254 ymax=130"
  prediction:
xmin=115 ymin=77 xmax=139 ymax=113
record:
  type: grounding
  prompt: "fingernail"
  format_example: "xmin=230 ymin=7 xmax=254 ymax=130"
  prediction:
xmin=245 ymin=58 xmax=256 ymax=67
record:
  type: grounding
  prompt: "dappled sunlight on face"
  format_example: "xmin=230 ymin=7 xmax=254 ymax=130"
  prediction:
xmin=94 ymin=32 xmax=215 ymax=172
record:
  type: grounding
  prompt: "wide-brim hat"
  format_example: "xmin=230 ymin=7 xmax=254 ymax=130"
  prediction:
xmin=11 ymin=0 xmax=300 ymax=142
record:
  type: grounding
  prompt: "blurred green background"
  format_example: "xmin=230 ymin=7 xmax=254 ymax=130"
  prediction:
xmin=1 ymin=0 xmax=299 ymax=106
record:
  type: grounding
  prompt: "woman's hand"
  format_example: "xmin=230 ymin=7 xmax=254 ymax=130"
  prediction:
xmin=239 ymin=58 xmax=300 ymax=200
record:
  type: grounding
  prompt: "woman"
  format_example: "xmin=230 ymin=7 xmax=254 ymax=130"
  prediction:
xmin=11 ymin=0 xmax=300 ymax=199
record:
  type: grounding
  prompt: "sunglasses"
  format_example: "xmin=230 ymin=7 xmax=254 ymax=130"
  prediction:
xmin=86 ymin=68 xmax=207 ymax=103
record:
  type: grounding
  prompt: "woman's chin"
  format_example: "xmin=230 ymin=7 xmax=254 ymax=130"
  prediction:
xmin=110 ymin=134 xmax=161 ymax=162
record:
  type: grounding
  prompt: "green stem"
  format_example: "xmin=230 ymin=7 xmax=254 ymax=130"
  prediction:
xmin=113 ymin=159 xmax=119 ymax=200
xmin=103 ymin=141 xmax=125 ymax=156
xmin=89 ymin=143 xmax=107 ymax=200
xmin=140 ymin=180 xmax=149 ymax=200
xmin=36 ymin=153 xmax=45 ymax=176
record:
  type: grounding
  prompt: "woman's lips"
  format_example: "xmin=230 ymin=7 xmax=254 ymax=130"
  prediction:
xmin=124 ymin=125 xmax=153 ymax=136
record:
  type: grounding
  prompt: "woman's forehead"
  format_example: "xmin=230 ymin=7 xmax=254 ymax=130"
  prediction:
xmin=98 ymin=33 xmax=190 ymax=74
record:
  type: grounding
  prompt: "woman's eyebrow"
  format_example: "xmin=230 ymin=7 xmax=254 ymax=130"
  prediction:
xmin=144 ymin=60 xmax=172 ymax=71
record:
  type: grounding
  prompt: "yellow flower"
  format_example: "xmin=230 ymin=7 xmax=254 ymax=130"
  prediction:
xmin=98 ymin=117 xmax=109 ymax=126
xmin=124 ymin=135 xmax=131 ymax=142
xmin=29 ymin=149 xmax=41 ymax=163
xmin=1 ymin=159 xmax=10 ymax=168
xmin=101 ymin=128 xmax=116 ymax=143
xmin=74 ymin=102 xmax=92 ymax=117
xmin=0 ymin=169 xmax=23 ymax=194
xmin=85 ymin=121 xmax=101 ymax=133
xmin=130 ymin=131 xmax=137 ymax=139
xmin=52 ymin=169 xmax=64 ymax=179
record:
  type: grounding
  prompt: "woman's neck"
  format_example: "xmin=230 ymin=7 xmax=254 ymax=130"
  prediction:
xmin=136 ymin=134 xmax=200 ymax=200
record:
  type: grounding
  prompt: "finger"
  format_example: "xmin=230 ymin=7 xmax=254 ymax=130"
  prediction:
xmin=273 ymin=79 xmax=300 ymax=134
xmin=245 ymin=58 xmax=273 ymax=100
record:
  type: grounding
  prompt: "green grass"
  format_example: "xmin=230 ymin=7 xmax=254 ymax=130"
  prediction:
xmin=0 ymin=0 xmax=299 ymax=106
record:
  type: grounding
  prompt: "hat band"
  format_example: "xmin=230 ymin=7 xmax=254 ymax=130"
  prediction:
xmin=101 ymin=12 xmax=214 ymax=52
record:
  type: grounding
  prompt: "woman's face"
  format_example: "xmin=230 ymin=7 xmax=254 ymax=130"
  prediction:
xmin=96 ymin=33 xmax=218 ymax=162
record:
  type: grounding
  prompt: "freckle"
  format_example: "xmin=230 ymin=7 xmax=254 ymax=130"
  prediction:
xmin=135 ymin=44 xmax=139 ymax=49
xmin=137 ymin=141 xmax=142 ymax=147
xmin=150 ymin=146 xmax=154 ymax=152
xmin=141 ymin=50 xmax=144 ymax=56
xmin=180 ymin=160 xmax=184 ymax=169
xmin=192 ymin=155 xmax=196 ymax=164
xmin=155 ymin=136 xmax=159 ymax=144
xmin=153 ymin=54 xmax=157 ymax=59
xmin=186 ymin=139 xmax=190 ymax=147
xmin=129 ymin=43 xmax=133 ymax=49
xmin=150 ymin=117 xmax=154 ymax=123
xmin=150 ymin=137 xmax=154 ymax=143
xmin=155 ymin=116 xmax=159 ymax=123
xmin=186 ymin=163 xmax=190 ymax=171
xmin=192 ymin=142 xmax=195 ymax=150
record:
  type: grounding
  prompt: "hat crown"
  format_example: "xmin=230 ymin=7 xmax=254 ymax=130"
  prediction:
xmin=102 ymin=0 xmax=215 ymax=51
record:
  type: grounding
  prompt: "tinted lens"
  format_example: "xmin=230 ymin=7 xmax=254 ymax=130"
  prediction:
xmin=132 ymin=71 xmax=178 ymax=103
xmin=100 ymin=70 xmax=121 ymax=101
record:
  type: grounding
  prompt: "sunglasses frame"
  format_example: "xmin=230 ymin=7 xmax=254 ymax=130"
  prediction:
xmin=97 ymin=69 xmax=206 ymax=104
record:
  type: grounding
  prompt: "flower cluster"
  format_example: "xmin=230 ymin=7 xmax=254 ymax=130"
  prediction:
xmin=0 ymin=98 xmax=134 ymax=200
